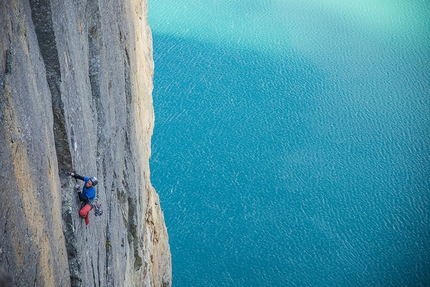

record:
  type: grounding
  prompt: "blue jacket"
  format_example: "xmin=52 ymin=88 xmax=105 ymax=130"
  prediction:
xmin=82 ymin=177 xmax=96 ymax=200
xmin=73 ymin=173 xmax=96 ymax=201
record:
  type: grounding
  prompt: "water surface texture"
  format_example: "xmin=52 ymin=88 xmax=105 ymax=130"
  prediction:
xmin=148 ymin=1 xmax=430 ymax=286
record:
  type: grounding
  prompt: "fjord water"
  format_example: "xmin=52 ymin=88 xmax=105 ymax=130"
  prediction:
xmin=148 ymin=1 xmax=430 ymax=286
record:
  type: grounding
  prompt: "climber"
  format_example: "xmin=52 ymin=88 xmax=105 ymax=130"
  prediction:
xmin=66 ymin=172 xmax=101 ymax=225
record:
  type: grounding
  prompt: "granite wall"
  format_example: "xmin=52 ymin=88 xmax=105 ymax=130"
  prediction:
xmin=0 ymin=0 xmax=171 ymax=286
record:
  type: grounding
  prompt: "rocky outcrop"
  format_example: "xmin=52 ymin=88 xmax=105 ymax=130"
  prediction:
xmin=0 ymin=0 xmax=171 ymax=286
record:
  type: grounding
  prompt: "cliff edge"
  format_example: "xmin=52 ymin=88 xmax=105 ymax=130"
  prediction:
xmin=0 ymin=0 xmax=171 ymax=286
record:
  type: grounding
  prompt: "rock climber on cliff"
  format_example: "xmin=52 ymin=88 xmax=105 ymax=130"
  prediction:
xmin=66 ymin=172 xmax=103 ymax=225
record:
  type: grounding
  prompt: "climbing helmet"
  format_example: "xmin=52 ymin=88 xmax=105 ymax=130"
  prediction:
xmin=90 ymin=177 xmax=98 ymax=186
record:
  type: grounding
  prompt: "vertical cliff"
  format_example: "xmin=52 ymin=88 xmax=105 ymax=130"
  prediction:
xmin=0 ymin=0 xmax=171 ymax=286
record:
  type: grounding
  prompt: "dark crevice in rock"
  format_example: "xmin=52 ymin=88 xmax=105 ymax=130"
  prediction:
xmin=105 ymin=221 xmax=113 ymax=287
xmin=105 ymin=231 xmax=111 ymax=275
xmin=123 ymin=154 xmax=143 ymax=271
xmin=28 ymin=0 xmax=78 ymax=286
xmin=91 ymin=254 xmax=96 ymax=287
xmin=97 ymin=248 xmax=101 ymax=287
xmin=124 ymin=47 xmax=132 ymax=122
xmin=0 ymin=49 xmax=11 ymax=104
xmin=5 ymin=48 xmax=13 ymax=75
xmin=121 ymin=47 xmax=144 ymax=271
xmin=28 ymin=0 xmax=72 ymax=173
xmin=33 ymin=262 xmax=39 ymax=286
xmin=86 ymin=0 xmax=105 ymax=159
xmin=61 ymin=200 xmax=82 ymax=287
xmin=128 ymin=196 xmax=143 ymax=271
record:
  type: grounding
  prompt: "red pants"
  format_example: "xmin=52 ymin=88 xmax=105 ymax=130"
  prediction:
xmin=79 ymin=204 xmax=92 ymax=225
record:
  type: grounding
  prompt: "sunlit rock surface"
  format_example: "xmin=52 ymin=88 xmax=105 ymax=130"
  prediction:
xmin=0 ymin=0 xmax=171 ymax=286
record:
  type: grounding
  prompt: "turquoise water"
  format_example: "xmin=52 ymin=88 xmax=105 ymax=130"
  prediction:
xmin=148 ymin=1 xmax=430 ymax=286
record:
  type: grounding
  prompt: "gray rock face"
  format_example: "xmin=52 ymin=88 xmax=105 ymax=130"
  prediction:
xmin=0 ymin=0 xmax=171 ymax=286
